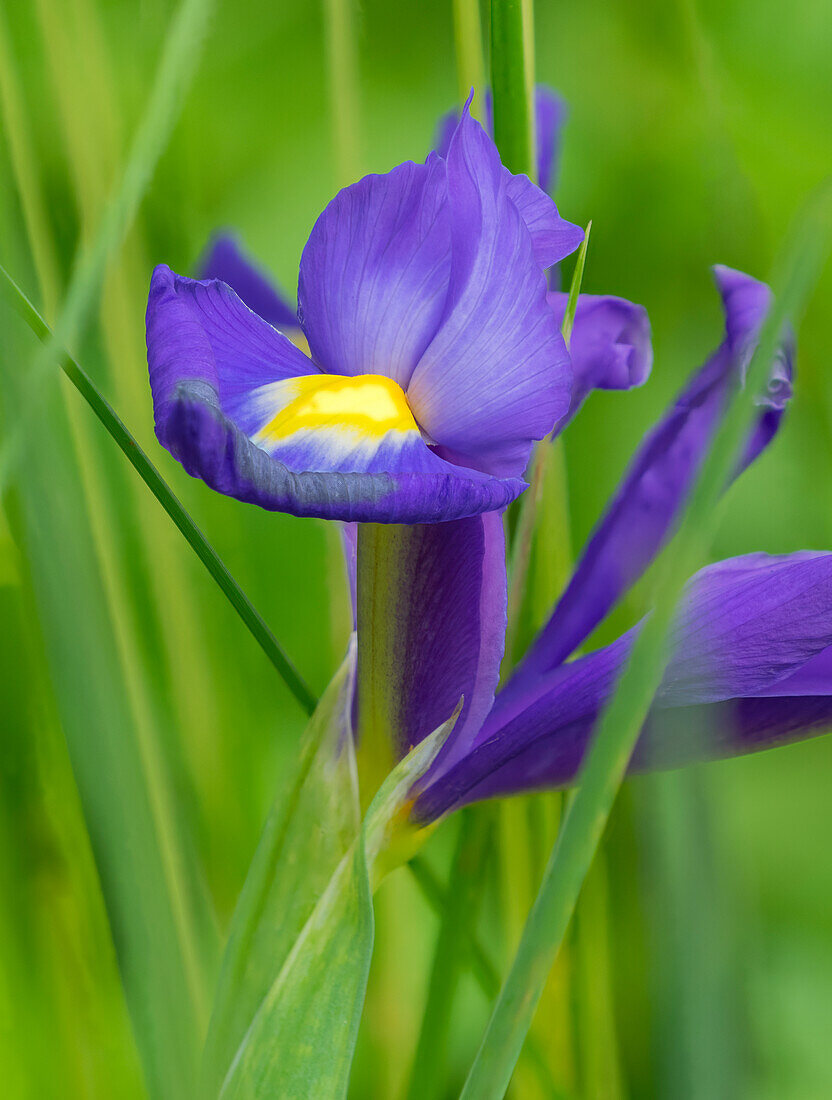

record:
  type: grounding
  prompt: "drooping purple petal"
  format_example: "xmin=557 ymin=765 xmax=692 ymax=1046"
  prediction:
xmin=415 ymin=552 xmax=832 ymax=819
xmin=148 ymin=265 xmax=314 ymax=442
xmin=504 ymin=172 xmax=584 ymax=269
xmin=407 ymin=108 xmax=571 ymax=478
xmin=434 ymin=86 xmax=567 ymax=195
xmin=503 ymin=265 xmax=795 ymax=690
xmin=297 ymin=156 xmax=451 ymax=389
xmin=147 ymin=265 xmax=526 ymax=522
xmin=549 ymin=291 xmax=652 ymax=427
xmin=199 ymin=234 xmax=298 ymax=330
xmin=355 ymin=513 xmax=507 ymax=774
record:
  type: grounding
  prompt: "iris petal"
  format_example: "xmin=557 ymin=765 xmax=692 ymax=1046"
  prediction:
xmin=355 ymin=513 xmax=507 ymax=774
xmin=416 ymin=552 xmax=832 ymax=818
xmin=548 ymin=292 xmax=652 ymax=427
xmin=199 ymin=234 xmax=299 ymax=331
xmin=501 ymin=266 xmax=795 ymax=689
xmin=297 ymin=155 xmax=451 ymax=389
xmin=407 ymin=108 xmax=571 ymax=478
xmin=147 ymin=265 xmax=524 ymax=522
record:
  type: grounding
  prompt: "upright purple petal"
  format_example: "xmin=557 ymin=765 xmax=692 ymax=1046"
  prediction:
xmin=297 ymin=156 xmax=451 ymax=389
xmin=504 ymin=172 xmax=583 ymax=269
xmin=416 ymin=552 xmax=832 ymax=819
xmin=407 ymin=108 xmax=571 ymax=478
xmin=435 ymin=86 xmax=568 ymax=195
xmin=549 ymin=292 xmax=652 ymax=427
xmin=355 ymin=513 xmax=507 ymax=775
xmin=505 ymin=266 xmax=795 ymax=690
xmin=147 ymin=265 xmax=526 ymax=523
xmin=199 ymin=234 xmax=298 ymax=330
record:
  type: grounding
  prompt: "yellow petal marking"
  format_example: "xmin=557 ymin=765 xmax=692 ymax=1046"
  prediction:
xmin=259 ymin=373 xmax=420 ymax=443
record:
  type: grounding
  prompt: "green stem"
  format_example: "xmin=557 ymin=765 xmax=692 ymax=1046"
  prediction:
xmin=324 ymin=0 xmax=361 ymax=187
xmin=489 ymin=0 xmax=535 ymax=177
xmin=0 ymin=265 xmax=317 ymax=716
xmin=453 ymin=0 xmax=486 ymax=116
xmin=459 ymin=186 xmax=832 ymax=1100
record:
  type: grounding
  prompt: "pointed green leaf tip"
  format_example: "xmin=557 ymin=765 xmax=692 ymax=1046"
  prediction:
xmin=213 ymin=661 xmax=459 ymax=1099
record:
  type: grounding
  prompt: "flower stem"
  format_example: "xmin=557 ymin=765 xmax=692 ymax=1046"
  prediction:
xmin=489 ymin=0 xmax=535 ymax=177
xmin=453 ymin=0 xmax=486 ymax=117
xmin=459 ymin=183 xmax=832 ymax=1100
xmin=0 ymin=264 xmax=318 ymax=717
xmin=324 ymin=0 xmax=361 ymax=187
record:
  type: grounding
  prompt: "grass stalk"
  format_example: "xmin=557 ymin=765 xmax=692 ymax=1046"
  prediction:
xmin=0 ymin=266 xmax=317 ymax=715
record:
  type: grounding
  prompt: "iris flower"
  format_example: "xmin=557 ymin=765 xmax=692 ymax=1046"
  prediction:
xmin=146 ymin=100 xmax=832 ymax=825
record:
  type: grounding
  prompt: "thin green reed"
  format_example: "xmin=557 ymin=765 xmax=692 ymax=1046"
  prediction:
xmin=0 ymin=266 xmax=317 ymax=717
xmin=460 ymin=184 xmax=832 ymax=1100
xmin=0 ymin=0 xmax=215 ymax=486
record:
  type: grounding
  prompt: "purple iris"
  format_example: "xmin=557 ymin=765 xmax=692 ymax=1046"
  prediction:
xmin=148 ymin=104 xmax=582 ymax=524
xmin=146 ymin=95 xmax=832 ymax=824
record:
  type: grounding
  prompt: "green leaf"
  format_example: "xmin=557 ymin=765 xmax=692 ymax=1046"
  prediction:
xmin=217 ymin=704 xmax=460 ymax=1100
xmin=203 ymin=644 xmax=361 ymax=1095
xmin=561 ymin=221 xmax=592 ymax=348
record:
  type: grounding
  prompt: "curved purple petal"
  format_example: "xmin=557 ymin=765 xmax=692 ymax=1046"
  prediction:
xmin=355 ymin=513 xmax=507 ymax=773
xmin=147 ymin=265 xmax=526 ymax=522
xmin=549 ymin=291 xmax=652 ymax=427
xmin=148 ymin=265 xmax=314 ymax=442
xmin=504 ymin=265 xmax=795 ymax=691
xmin=504 ymin=172 xmax=584 ymax=269
xmin=198 ymin=234 xmax=298 ymax=330
xmin=407 ymin=108 xmax=571 ymax=478
xmin=297 ymin=156 xmax=451 ymax=389
xmin=416 ymin=552 xmax=832 ymax=819
xmin=434 ymin=86 xmax=568 ymax=195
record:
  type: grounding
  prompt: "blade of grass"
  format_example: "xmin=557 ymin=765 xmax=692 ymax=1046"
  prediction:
xmin=0 ymin=275 xmax=203 ymax=1098
xmin=1 ymin=0 xmax=215 ymax=486
xmin=406 ymin=809 xmax=493 ymax=1100
xmin=0 ymin=265 xmax=317 ymax=715
xmin=459 ymin=183 xmax=832 ymax=1100
xmin=0 ymin=8 xmax=60 ymax=317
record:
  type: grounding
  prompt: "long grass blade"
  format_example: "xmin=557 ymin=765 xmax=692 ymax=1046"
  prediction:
xmin=459 ymin=182 xmax=832 ymax=1100
xmin=0 ymin=265 xmax=317 ymax=715
xmin=1 ymin=0 xmax=215 ymax=485
xmin=406 ymin=809 xmax=493 ymax=1100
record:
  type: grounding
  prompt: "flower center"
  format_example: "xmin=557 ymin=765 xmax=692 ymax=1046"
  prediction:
xmin=258 ymin=373 xmax=420 ymax=443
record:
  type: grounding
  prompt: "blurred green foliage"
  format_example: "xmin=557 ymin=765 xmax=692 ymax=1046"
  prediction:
xmin=0 ymin=0 xmax=831 ymax=1097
